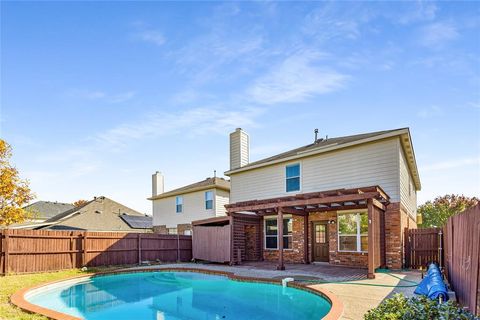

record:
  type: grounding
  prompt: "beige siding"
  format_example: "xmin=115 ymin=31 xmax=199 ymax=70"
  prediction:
xmin=230 ymin=129 xmax=249 ymax=170
xmin=153 ymin=188 xmax=228 ymax=228
xmin=399 ymin=147 xmax=417 ymax=219
xmin=215 ymin=189 xmax=229 ymax=216
xmin=230 ymin=138 xmax=402 ymax=203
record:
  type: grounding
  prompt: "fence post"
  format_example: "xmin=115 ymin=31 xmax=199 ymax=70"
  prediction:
xmin=82 ymin=232 xmax=87 ymax=267
xmin=177 ymin=233 xmax=180 ymax=262
xmin=0 ymin=230 xmax=3 ymax=275
xmin=404 ymin=229 xmax=410 ymax=269
xmin=4 ymin=229 xmax=9 ymax=275
xmin=138 ymin=234 xmax=142 ymax=265
xmin=438 ymin=229 xmax=443 ymax=269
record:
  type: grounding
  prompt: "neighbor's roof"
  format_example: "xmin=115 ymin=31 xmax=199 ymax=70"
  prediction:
xmin=44 ymin=199 xmax=93 ymax=223
xmin=225 ymin=128 xmax=421 ymax=190
xmin=45 ymin=196 xmax=144 ymax=223
xmin=148 ymin=177 xmax=230 ymax=200
xmin=23 ymin=201 xmax=75 ymax=220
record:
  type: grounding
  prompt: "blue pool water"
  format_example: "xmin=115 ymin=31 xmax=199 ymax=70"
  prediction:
xmin=26 ymin=271 xmax=331 ymax=320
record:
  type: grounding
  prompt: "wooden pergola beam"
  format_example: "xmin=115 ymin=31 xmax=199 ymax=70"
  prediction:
xmin=226 ymin=191 xmax=381 ymax=213
xmin=281 ymin=207 xmax=308 ymax=216
xmin=372 ymin=198 xmax=386 ymax=211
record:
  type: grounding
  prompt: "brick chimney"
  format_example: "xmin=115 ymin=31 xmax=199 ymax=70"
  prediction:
xmin=230 ymin=128 xmax=249 ymax=170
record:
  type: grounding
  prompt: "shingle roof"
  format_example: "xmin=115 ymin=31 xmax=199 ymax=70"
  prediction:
xmin=23 ymin=201 xmax=75 ymax=220
xmin=148 ymin=177 xmax=230 ymax=200
xmin=225 ymin=127 xmax=421 ymax=190
xmin=44 ymin=199 xmax=93 ymax=222
xmin=239 ymin=128 xmax=404 ymax=170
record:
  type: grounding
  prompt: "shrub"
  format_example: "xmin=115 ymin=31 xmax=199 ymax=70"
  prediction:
xmin=364 ymin=293 xmax=478 ymax=320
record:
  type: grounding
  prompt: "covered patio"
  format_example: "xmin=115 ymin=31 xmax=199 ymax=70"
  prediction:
xmin=226 ymin=186 xmax=390 ymax=279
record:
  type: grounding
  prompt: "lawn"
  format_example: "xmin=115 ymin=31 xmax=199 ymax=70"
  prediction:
xmin=0 ymin=267 xmax=123 ymax=320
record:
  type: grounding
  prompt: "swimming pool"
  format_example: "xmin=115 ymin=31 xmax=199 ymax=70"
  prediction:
xmin=22 ymin=270 xmax=332 ymax=319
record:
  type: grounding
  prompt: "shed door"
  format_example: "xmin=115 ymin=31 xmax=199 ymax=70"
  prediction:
xmin=313 ymin=222 xmax=329 ymax=262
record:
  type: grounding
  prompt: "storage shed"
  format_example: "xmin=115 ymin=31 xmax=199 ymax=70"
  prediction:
xmin=192 ymin=213 xmax=261 ymax=264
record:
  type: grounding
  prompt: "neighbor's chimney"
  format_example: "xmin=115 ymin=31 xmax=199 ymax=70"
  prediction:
xmin=152 ymin=171 xmax=164 ymax=197
xmin=230 ymin=128 xmax=249 ymax=170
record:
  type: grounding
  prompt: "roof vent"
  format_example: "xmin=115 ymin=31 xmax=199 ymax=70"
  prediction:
xmin=314 ymin=129 xmax=324 ymax=144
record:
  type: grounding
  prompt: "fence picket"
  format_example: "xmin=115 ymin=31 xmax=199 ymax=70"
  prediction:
xmin=0 ymin=229 xmax=192 ymax=275
xmin=444 ymin=204 xmax=480 ymax=316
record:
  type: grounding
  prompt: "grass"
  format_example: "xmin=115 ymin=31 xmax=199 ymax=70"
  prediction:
xmin=0 ymin=266 xmax=126 ymax=320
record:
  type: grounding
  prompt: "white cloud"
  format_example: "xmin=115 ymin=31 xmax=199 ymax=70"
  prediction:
xmin=247 ymin=51 xmax=348 ymax=105
xmin=302 ymin=4 xmax=368 ymax=41
xmin=417 ymin=106 xmax=443 ymax=118
xmin=397 ymin=1 xmax=437 ymax=24
xmin=172 ymin=31 xmax=264 ymax=84
xmin=419 ymin=22 xmax=458 ymax=48
xmin=95 ymin=107 xmax=263 ymax=149
xmin=134 ymin=29 xmax=166 ymax=46
xmin=421 ymin=157 xmax=480 ymax=172
xmin=468 ymin=101 xmax=480 ymax=109
xmin=68 ymin=89 xmax=136 ymax=103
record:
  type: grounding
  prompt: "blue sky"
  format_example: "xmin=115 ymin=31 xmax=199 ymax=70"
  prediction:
xmin=1 ymin=1 xmax=479 ymax=214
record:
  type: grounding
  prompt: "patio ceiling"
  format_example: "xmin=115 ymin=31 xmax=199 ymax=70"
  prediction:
xmin=226 ymin=185 xmax=390 ymax=215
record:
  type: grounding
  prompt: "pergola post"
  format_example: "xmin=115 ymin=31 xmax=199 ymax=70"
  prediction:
xmin=367 ymin=199 xmax=376 ymax=279
xmin=304 ymin=212 xmax=309 ymax=264
xmin=277 ymin=207 xmax=285 ymax=270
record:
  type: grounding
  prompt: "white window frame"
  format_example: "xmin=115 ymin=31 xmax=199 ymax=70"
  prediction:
xmin=264 ymin=215 xmax=293 ymax=251
xmin=337 ymin=210 xmax=368 ymax=253
xmin=175 ymin=196 xmax=183 ymax=213
xmin=285 ymin=163 xmax=301 ymax=193
xmin=205 ymin=191 xmax=214 ymax=210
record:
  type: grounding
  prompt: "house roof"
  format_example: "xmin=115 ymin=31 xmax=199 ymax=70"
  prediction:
xmin=23 ymin=201 xmax=75 ymax=220
xmin=11 ymin=196 xmax=150 ymax=232
xmin=148 ymin=177 xmax=230 ymax=200
xmin=44 ymin=199 xmax=93 ymax=223
xmin=225 ymin=128 xmax=421 ymax=190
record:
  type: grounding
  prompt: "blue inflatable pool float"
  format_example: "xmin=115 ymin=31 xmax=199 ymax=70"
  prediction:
xmin=414 ymin=263 xmax=448 ymax=301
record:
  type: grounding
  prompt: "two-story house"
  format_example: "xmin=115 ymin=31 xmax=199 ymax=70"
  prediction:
xmin=224 ymin=128 xmax=420 ymax=279
xmin=149 ymin=172 xmax=230 ymax=235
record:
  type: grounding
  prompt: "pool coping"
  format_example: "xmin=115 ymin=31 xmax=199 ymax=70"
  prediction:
xmin=11 ymin=267 xmax=344 ymax=320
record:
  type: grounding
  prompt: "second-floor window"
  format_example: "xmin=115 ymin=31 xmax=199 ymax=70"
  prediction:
xmin=205 ymin=191 xmax=213 ymax=210
xmin=286 ymin=163 xmax=300 ymax=192
xmin=176 ymin=196 xmax=183 ymax=213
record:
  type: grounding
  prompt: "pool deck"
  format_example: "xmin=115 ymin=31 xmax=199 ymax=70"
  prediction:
xmin=124 ymin=262 xmax=421 ymax=320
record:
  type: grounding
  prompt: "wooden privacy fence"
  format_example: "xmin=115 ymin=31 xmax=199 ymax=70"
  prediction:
xmin=444 ymin=204 xmax=480 ymax=316
xmin=404 ymin=227 xmax=442 ymax=269
xmin=0 ymin=229 xmax=192 ymax=275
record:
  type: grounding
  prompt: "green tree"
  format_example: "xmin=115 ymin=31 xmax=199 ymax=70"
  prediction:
xmin=0 ymin=139 xmax=35 ymax=226
xmin=419 ymin=194 xmax=478 ymax=228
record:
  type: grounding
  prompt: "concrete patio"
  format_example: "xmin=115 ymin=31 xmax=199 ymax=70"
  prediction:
xmin=124 ymin=262 xmax=422 ymax=320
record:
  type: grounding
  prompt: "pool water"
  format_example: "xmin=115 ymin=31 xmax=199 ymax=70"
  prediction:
xmin=26 ymin=271 xmax=331 ymax=320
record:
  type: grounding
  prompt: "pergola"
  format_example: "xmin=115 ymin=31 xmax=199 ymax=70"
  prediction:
xmin=226 ymin=186 xmax=390 ymax=279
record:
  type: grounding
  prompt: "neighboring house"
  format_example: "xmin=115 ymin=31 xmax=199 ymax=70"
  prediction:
xmin=7 ymin=201 xmax=75 ymax=229
xmin=11 ymin=196 xmax=152 ymax=233
xmin=24 ymin=201 xmax=75 ymax=221
xmin=149 ymin=172 xmax=230 ymax=235
xmin=224 ymin=127 xmax=420 ymax=278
